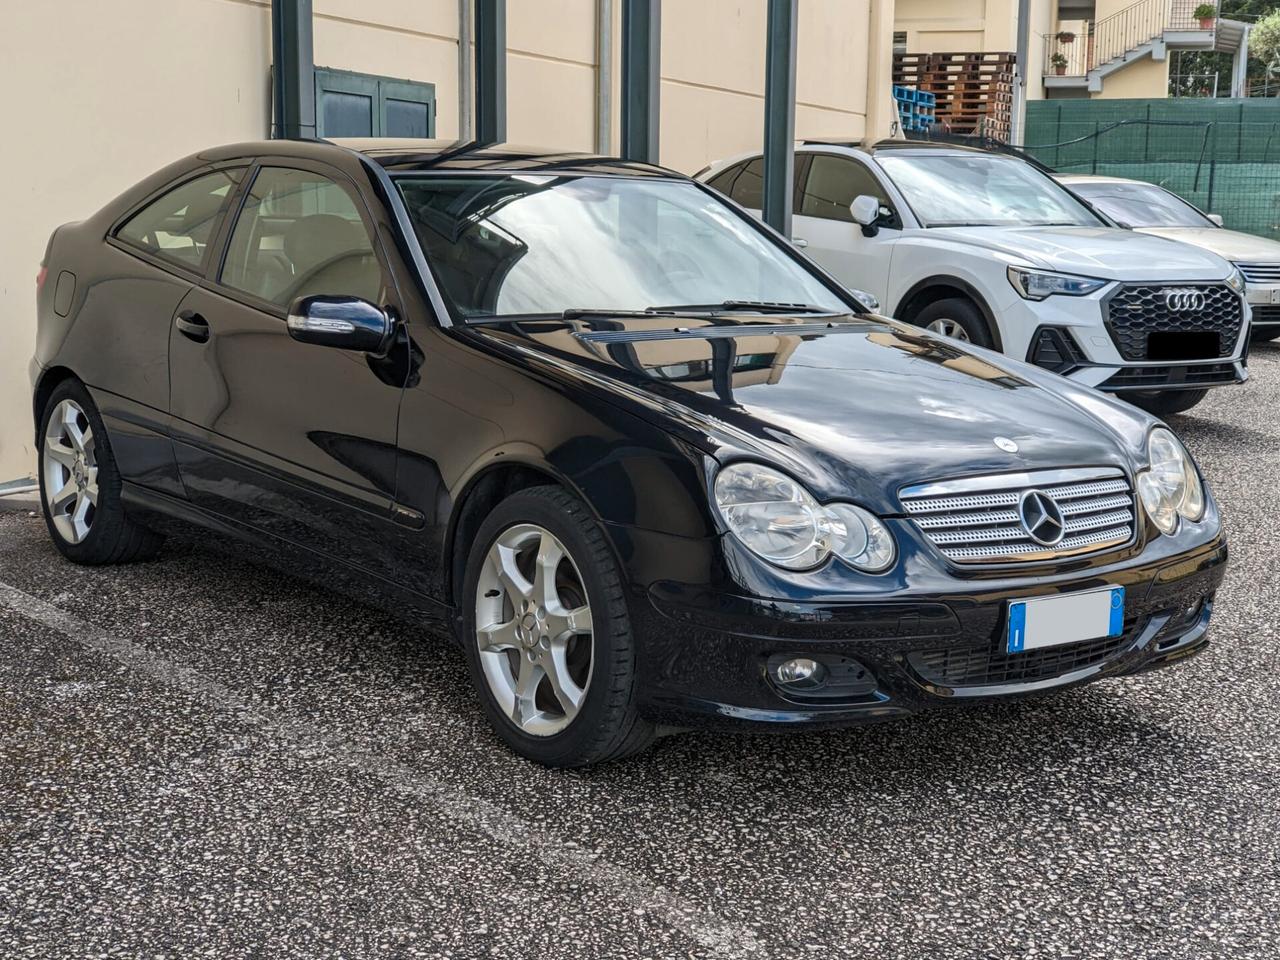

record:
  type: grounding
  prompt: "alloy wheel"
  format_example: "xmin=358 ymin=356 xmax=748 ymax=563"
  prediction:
xmin=474 ymin=523 xmax=594 ymax=736
xmin=926 ymin=318 xmax=971 ymax=342
xmin=42 ymin=399 xmax=98 ymax=545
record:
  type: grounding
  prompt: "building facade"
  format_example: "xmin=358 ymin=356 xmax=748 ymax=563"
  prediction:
xmin=0 ymin=0 xmax=896 ymax=484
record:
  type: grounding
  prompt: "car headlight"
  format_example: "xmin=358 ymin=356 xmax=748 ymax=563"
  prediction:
xmin=1135 ymin=427 xmax=1206 ymax=536
xmin=1226 ymin=267 xmax=1246 ymax=295
xmin=713 ymin=463 xmax=896 ymax=572
xmin=1007 ymin=266 xmax=1108 ymax=301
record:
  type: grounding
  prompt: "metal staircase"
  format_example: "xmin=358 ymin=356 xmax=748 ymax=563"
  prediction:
xmin=1045 ymin=0 xmax=1250 ymax=95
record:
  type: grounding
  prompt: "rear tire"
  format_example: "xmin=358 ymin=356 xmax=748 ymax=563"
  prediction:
xmin=37 ymin=379 xmax=164 ymax=564
xmin=461 ymin=486 xmax=656 ymax=767
xmin=912 ymin=297 xmax=993 ymax=348
xmin=1129 ymin=389 xmax=1209 ymax=416
xmin=1251 ymin=326 xmax=1280 ymax=342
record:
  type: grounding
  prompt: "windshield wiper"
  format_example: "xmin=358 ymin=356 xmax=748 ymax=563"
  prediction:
xmin=561 ymin=307 xmax=677 ymax=319
xmin=647 ymin=300 xmax=840 ymax=315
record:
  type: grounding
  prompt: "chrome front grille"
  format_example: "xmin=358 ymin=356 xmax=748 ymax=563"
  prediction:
xmin=900 ymin=468 xmax=1137 ymax=565
xmin=1235 ymin=262 xmax=1280 ymax=285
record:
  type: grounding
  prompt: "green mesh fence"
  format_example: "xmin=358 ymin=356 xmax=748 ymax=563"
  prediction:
xmin=1024 ymin=99 xmax=1280 ymax=240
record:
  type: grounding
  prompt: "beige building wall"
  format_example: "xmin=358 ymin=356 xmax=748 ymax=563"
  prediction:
xmin=1091 ymin=55 xmax=1170 ymax=98
xmin=894 ymin=0 xmax=1019 ymax=53
xmin=0 ymin=0 xmax=895 ymax=482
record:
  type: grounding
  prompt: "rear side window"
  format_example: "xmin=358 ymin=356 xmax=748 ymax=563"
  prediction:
xmin=219 ymin=167 xmax=383 ymax=308
xmin=705 ymin=162 xmax=744 ymax=196
xmin=115 ymin=169 xmax=243 ymax=270
xmin=728 ymin=157 xmax=764 ymax=210
xmin=800 ymin=155 xmax=893 ymax=224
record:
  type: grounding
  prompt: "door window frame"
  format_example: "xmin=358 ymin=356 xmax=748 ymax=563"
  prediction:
xmin=797 ymin=151 xmax=903 ymax=230
xmin=107 ymin=163 xmax=250 ymax=282
xmin=204 ymin=157 xmax=402 ymax=321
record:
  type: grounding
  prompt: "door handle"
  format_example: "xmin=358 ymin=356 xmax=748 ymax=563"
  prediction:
xmin=175 ymin=310 xmax=210 ymax=343
xmin=792 ymin=237 xmax=809 ymax=248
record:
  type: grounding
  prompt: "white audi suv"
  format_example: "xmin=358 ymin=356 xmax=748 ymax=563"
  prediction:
xmin=697 ymin=142 xmax=1250 ymax=415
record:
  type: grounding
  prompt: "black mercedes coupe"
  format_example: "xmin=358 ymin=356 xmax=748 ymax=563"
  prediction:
xmin=31 ymin=139 xmax=1226 ymax=765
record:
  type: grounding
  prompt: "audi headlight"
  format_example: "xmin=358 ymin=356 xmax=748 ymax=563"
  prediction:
xmin=1007 ymin=266 xmax=1107 ymax=301
xmin=713 ymin=463 xmax=896 ymax=573
xmin=1226 ymin=267 xmax=1246 ymax=295
xmin=1135 ymin=427 xmax=1205 ymax=536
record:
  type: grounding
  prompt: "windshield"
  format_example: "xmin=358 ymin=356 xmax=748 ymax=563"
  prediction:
xmin=395 ymin=175 xmax=848 ymax=320
xmin=877 ymin=154 xmax=1100 ymax=228
xmin=1066 ymin=180 xmax=1213 ymax=228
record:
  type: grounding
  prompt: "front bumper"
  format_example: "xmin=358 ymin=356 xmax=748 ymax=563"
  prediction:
xmin=632 ymin=536 xmax=1227 ymax=729
xmin=1001 ymin=283 xmax=1250 ymax=395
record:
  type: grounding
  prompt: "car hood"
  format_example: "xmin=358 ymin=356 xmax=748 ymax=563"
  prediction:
xmin=926 ymin=225 xmax=1233 ymax=281
xmin=469 ymin=313 xmax=1153 ymax=513
xmin=1138 ymin=226 xmax=1280 ymax=264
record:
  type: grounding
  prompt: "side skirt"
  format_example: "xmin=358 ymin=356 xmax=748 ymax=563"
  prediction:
xmin=120 ymin=481 xmax=454 ymax=630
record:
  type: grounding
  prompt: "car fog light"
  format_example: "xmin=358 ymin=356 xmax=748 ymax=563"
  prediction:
xmin=774 ymin=657 xmax=826 ymax=685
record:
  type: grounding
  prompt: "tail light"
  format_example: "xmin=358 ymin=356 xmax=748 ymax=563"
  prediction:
xmin=36 ymin=266 xmax=48 ymax=292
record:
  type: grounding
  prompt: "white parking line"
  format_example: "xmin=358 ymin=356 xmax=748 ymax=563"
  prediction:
xmin=0 ymin=579 xmax=766 ymax=959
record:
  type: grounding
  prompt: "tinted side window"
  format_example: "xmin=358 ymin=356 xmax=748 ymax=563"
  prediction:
xmin=800 ymin=155 xmax=892 ymax=224
xmin=220 ymin=167 xmax=383 ymax=308
xmin=116 ymin=169 xmax=243 ymax=270
xmin=705 ymin=162 xmax=744 ymax=196
xmin=728 ymin=157 xmax=764 ymax=210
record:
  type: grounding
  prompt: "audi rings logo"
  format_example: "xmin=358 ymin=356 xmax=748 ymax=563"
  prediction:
xmin=1163 ymin=288 xmax=1206 ymax=312
xmin=1018 ymin=490 xmax=1066 ymax=547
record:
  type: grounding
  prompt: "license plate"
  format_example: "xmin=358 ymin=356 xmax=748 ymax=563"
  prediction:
xmin=1006 ymin=586 xmax=1125 ymax=655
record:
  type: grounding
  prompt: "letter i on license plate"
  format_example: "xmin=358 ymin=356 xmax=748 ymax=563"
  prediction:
xmin=1006 ymin=586 xmax=1125 ymax=654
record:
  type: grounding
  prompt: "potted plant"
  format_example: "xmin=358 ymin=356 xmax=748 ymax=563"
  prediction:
xmin=1194 ymin=4 xmax=1217 ymax=29
xmin=1051 ymin=52 xmax=1069 ymax=75
xmin=1056 ymin=31 xmax=1076 ymax=44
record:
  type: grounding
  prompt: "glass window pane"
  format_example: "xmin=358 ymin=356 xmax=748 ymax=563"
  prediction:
xmin=800 ymin=156 xmax=887 ymax=223
xmin=705 ymin=162 xmax=743 ymax=196
xmin=396 ymin=175 xmax=847 ymax=320
xmin=220 ymin=167 xmax=382 ymax=307
xmin=878 ymin=154 xmax=1098 ymax=228
xmin=729 ymin=158 xmax=764 ymax=210
xmin=322 ymin=91 xmax=375 ymax=137
xmin=116 ymin=169 xmax=242 ymax=269
xmin=385 ymin=99 xmax=430 ymax=138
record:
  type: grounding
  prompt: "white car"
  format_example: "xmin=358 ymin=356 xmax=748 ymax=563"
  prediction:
xmin=1057 ymin=173 xmax=1280 ymax=344
xmin=696 ymin=142 xmax=1250 ymax=415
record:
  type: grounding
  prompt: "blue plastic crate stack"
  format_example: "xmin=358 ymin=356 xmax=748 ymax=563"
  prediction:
xmin=893 ymin=85 xmax=936 ymax=134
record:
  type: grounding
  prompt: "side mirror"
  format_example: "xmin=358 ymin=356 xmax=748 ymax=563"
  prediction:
xmin=850 ymin=194 xmax=880 ymax=227
xmin=1208 ymin=213 xmax=1225 ymax=227
xmin=287 ymin=295 xmax=393 ymax=354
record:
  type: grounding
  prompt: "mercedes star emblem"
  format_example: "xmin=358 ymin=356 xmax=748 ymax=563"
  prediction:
xmin=1018 ymin=490 xmax=1066 ymax=547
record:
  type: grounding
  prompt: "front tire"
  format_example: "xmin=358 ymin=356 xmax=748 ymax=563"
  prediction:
xmin=1129 ymin=389 xmax=1209 ymax=416
xmin=37 ymin=379 xmax=164 ymax=564
xmin=912 ymin=297 xmax=993 ymax=348
xmin=1252 ymin=326 xmax=1280 ymax=343
xmin=461 ymin=486 xmax=655 ymax=767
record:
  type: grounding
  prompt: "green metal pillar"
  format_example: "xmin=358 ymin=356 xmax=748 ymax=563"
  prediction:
xmin=475 ymin=0 xmax=507 ymax=144
xmin=762 ymin=0 xmax=797 ymax=236
xmin=271 ymin=0 xmax=315 ymax=139
xmin=621 ymin=0 xmax=661 ymax=163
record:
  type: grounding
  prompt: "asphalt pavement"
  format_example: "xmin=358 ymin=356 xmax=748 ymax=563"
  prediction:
xmin=2 ymin=343 xmax=1278 ymax=959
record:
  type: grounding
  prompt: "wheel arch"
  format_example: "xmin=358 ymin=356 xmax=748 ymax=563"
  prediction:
xmin=32 ymin=366 xmax=80 ymax=444
xmin=444 ymin=455 xmax=604 ymax=608
xmin=893 ymin=277 xmax=1004 ymax=352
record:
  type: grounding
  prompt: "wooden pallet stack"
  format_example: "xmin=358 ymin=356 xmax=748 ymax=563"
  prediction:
xmin=893 ymin=52 xmax=1016 ymax=142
